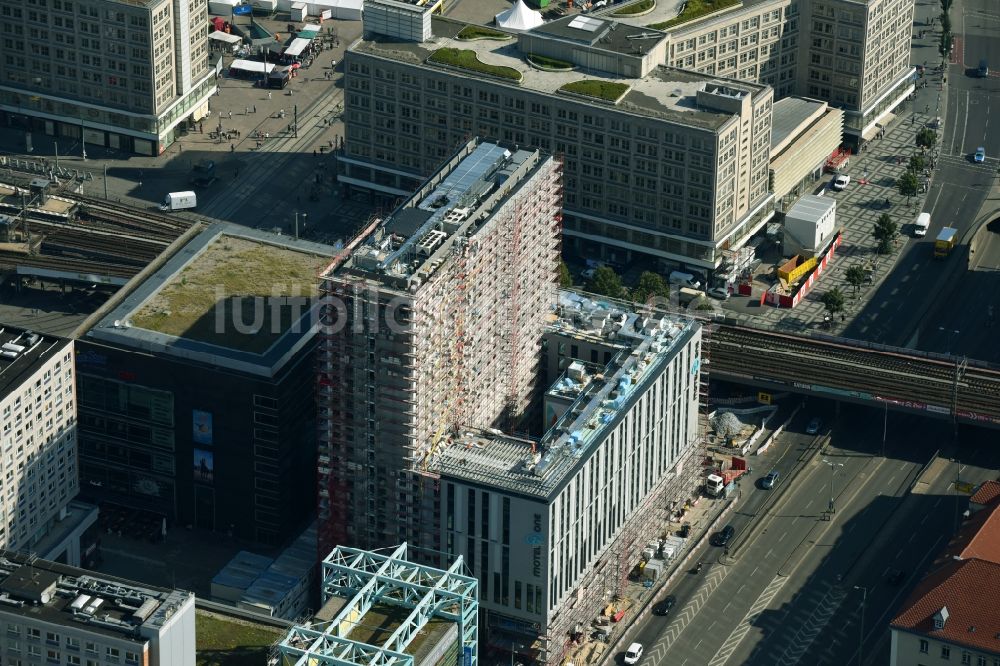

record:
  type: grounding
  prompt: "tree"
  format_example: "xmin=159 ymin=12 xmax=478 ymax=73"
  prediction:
xmin=631 ymin=271 xmax=669 ymax=303
xmin=557 ymin=260 xmax=573 ymax=288
xmin=916 ymin=128 xmax=938 ymax=149
xmin=939 ymin=32 xmax=953 ymax=58
xmin=897 ymin=170 xmax=919 ymax=201
xmin=872 ymin=213 xmax=899 ymax=255
xmin=940 ymin=11 xmax=951 ymax=34
xmin=908 ymin=154 xmax=927 ymax=174
xmin=587 ymin=266 xmax=626 ymax=299
xmin=820 ymin=288 xmax=846 ymax=321
xmin=844 ymin=265 xmax=868 ymax=295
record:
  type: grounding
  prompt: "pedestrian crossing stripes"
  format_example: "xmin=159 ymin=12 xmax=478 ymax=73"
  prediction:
xmin=646 ymin=567 xmax=730 ymax=666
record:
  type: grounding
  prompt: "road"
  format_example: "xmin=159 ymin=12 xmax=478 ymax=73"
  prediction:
xmin=624 ymin=403 xmax=1000 ymax=666
xmin=842 ymin=0 xmax=1000 ymax=362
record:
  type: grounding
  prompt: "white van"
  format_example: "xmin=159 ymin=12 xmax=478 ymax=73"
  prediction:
xmin=914 ymin=212 xmax=931 ymax=237
xmin=669 ymin=271 xmax=702 ymax=290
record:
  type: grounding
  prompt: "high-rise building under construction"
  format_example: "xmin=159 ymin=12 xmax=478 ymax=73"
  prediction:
xmin=316 ymin=140 xmax=562 ymax=554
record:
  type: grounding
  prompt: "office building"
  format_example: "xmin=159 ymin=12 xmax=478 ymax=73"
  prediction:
xmin=318 ymin=139 xmax=562 ymax=554
xmin=431 ymin=292 xmax=702 ymax=664
xmin=0 ymin=325 xmax=95 ymax=565
xmin=77 ymin=224 xmax=333 ymax=545
xmin=0 ymin=550 xmax=195 ymax=665
xmin=277 ymin=542 xmax=479 ymax=666
xmin=341 ymin=4 xmax=774 ymax=276
xmin=620 ymin=0 xmax=914 ymax=147
xmin=0 ymin=0 xmax=215 ymax=156
xmin=890 ymin=495 xmax=1000 ymax=666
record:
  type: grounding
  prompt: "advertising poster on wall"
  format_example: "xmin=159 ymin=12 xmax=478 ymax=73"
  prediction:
xmin=193 ymin=410 xmax=213 ymax=445
xmin=193 ymin=449 xmax=214 ymax=483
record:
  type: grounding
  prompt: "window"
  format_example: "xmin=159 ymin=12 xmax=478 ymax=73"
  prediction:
xmin=942 ymin=645 xmax=950 ymax=659
xmin=962 ymin=654 xmax=971 ymax=665
xmin=919 ymin=639 xmax=928 ymax=653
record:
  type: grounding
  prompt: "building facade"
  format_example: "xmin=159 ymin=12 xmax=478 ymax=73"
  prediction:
xmin=0 ymin=0 xmax=215 ymax=156
xmin=0 ymin=550 xmax=196 ymax=666
xmin=432 ymin=293 xmax=703 ymax=665
xmin=342 ymin=8 xmax=774 ymax=276
xmin=0 ymin=326 xmax=87 ymax=560
xmin=318 ymin=139 xmax=562 ymax=554
xmin=77 ymin=225 xmax=331 ymax=545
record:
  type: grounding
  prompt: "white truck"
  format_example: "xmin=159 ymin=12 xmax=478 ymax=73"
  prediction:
xmin=160 ymin=191 xmax=197 ymax=212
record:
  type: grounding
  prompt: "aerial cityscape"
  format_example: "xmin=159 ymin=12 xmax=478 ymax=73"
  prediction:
xmin=0 ymin=0 xmax=997 ymax=664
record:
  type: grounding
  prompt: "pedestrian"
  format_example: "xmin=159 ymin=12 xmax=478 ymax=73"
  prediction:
xmin=230 ymin=143 xmax=235 ymax=152
xmin=253 ymin=105 xmax=257 ymax=113
xmin=228 ymin=110 xmax=233 ymax=119
xmin=331 ymin=60 xmax=336 ymax=68
xmin=268 ymin=91 xmax=272 ymax=100
xmin=313 ymin=149 xmax=317 ymax=157
xmin=178 ymin=144 xmax=183 ymax=153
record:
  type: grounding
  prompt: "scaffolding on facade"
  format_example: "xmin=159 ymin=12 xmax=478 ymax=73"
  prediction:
xmin=546 ymin=437 xmax=705 ymax=666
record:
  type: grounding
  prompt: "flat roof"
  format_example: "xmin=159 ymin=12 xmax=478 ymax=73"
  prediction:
xmin=330 ymin=140 xmax=545 ymax=289
xmin=0 ymin=325 xmax=69 ymax=400
xmin=0 ymin=550 xmax=192 ymax=643
xmin=87 ymin=224 xmax=335 ymax=377
xmin=351 ymin=16 xmax=767 ymax=131
xmin=431 ymin=291 xmax=699 ymax=500
xmin=529 ymin=14 xmax=666 ymax=57
xmin=770 ymin=96 xmax=829 ymax=150
xmin=786 ymin=194 xmax=835 ymax=224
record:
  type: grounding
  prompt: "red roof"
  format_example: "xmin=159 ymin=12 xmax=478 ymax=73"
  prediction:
xmin=940 ymin=499 xmax=1000 ymax=566
xmin=970 ymin=480 xmax=1000 ymax=508
xmin=891 ymin=558 xmax=1000 ymax=654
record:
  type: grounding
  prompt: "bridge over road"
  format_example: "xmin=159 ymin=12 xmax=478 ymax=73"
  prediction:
xmin=708 ymin=324 xmax=1000 ymax=428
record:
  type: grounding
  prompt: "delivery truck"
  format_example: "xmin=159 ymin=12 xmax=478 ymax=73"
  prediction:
xmin=160 ymin=191 xmax=197 ymax=212
xmin=933 ymin=226 xmax=957 ymax=258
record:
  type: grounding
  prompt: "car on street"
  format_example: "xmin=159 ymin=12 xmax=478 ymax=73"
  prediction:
xmin=886 ymin=568 xmax=906 ymax=585
xmin=653 ymin=595 xmax=677 ymax=616
xmin=707 ymin=286 xmax=730 ymax=300
xmin=975 ymin=147 xmax=986 ymax=163
xmin=832 ymin=174 xmax=850 ymax=190
xmin=624 ymin=642 xmax=644 ymax=665
xmin=712 ymin=524 xmax=735 ymax=547
xmin=760 ymin=470 xmax=780 ymax=489
xmin=805 ymin=417 xmax=822 ymax=435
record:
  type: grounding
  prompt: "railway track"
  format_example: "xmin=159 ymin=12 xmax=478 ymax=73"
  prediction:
xmin=0 ymin=253 xmax=138 ymax=279
xmin=711 ymin=324 xmax=1000 ymax=420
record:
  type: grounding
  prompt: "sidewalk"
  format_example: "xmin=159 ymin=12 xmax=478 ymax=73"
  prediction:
xmin=720 ymin=5 xmax=950 ymax=337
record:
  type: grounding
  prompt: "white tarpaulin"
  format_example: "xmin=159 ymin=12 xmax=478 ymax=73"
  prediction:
xmin=283 ymin=37 xmax=311 ymax=58
xmin=209 ymin=31 xmax=243 ymax=44
xmin=229 ymin=59 xmax=275 ymax=74
xmin=495 ymin=0 xmax=543 ymax=31
xmin=304 ymin=0 xmax=362 ymax=20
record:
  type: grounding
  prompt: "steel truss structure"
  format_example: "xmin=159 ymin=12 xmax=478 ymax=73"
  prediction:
xmin=278 ymin=543 xmax=479 ymax=666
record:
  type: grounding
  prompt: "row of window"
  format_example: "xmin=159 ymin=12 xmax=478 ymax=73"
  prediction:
xmin=918 ymin=637 xmax=997 ymax=665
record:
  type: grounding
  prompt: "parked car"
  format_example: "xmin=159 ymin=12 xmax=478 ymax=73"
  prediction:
xmin=975 ymin=146 xmax=986 ymax=163
xmin=806 ymin=417 xmax=822 ymax=435
xmin=761 ymin=470 xmax=780 ymax=489
xmin=624 ymin=642 xmax=644 ymax=665
xmin=832 ymin=174 xmax=851 ymax=190
xmin=707 ymin=286 xmax=730 ymax=300
xmin=653 ymin=595 xmax=677 ymax=616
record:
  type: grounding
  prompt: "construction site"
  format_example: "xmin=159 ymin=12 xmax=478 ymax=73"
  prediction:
xmin=315 ymin=138 xmax=711 ymax=665
xmin=316 ymin=139 xmax=563 ymax=555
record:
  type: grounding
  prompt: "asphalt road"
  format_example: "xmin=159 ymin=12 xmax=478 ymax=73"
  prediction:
xmin=842 ymin=0 xmax=1000 ymax=362
xmin=622 ymin=402 xmax=997 ymax=666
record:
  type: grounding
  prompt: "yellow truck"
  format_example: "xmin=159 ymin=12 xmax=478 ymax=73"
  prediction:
xmin=934 ymin=227 xmax=958 ymax=258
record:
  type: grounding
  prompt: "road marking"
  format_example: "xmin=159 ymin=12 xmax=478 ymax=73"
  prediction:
xmin=768 ymin=582 xmax=849 ymax=666
xmin=648 ymin=567 xmax=731 ymax=665
xmin=778 ymin=531 xmax=786 ymax=542
xmin=921 ymin=513 xmax=929 ymax=524
xmin=909 ymin=532 xmax=916 ymax=542
xmin=888 ymin=475 xmax=896 ymax=485
xmin=751 ymin=566 xmax=759 ymax=577
xmin=705 ymin=575 xmax=788 ymax=666
xmin=805 ymin=499 xmax=813 ymax=509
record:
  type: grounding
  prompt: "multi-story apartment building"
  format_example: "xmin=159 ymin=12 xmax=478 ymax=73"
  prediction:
xmin=0 ymin=0 xmax=215 ymax=156
xmin=0 ymin=326 xmax=93 ymax=564
xmin=318 ymin=139 xmax=562 ymax=554
xmin=0 ymin=550 xmax=195 ymax=665
xmin=342 ymin=5 xmax=774 ymax=276
xmin=431 ymin=292 xmax=702 ymax=665
xmin=624 ymin=0 xmax=914 ymax=146
xmin=77 ymin=224 xmax=330 ymax=545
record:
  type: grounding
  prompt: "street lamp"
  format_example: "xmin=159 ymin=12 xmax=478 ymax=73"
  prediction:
xmin=853 ymin=585 xmax=867 ymax=666
xmin=881 ymin=401 xmax=888 ymax=458
xmin=938 ymin=327 xmax=959 ymax=355
xmin=822 ymin=459 xmax=844 ymax=514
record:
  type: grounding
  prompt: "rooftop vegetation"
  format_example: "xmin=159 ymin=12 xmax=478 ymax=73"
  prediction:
xmin=526 ymin=53 xmax=574 ymax=70
xmin=559 ymin=80 xmax=630 ymax=102
xmin=428 ymin=48 xmax=522 ymax=82
xmin=649 ymin=0 xmax=741 ymax=29
xmin=196 ymin=611 xmax=284 ymax=666
xmin=456 ymin=25 xmax=512 ymax=41
xmin=613 ymin=0 xmax=655 ymax=16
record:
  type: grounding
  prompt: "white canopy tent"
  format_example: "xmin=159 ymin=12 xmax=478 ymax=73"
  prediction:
xmin=495 ymin=0 xmax=543 ymax=32
xmin=283 ymin=37 xmax=311 ymax=58
xmin=209 ymin=31 xmax=243 ymax=45
xmin=229 ymin=59 xmax=275 ymax=74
